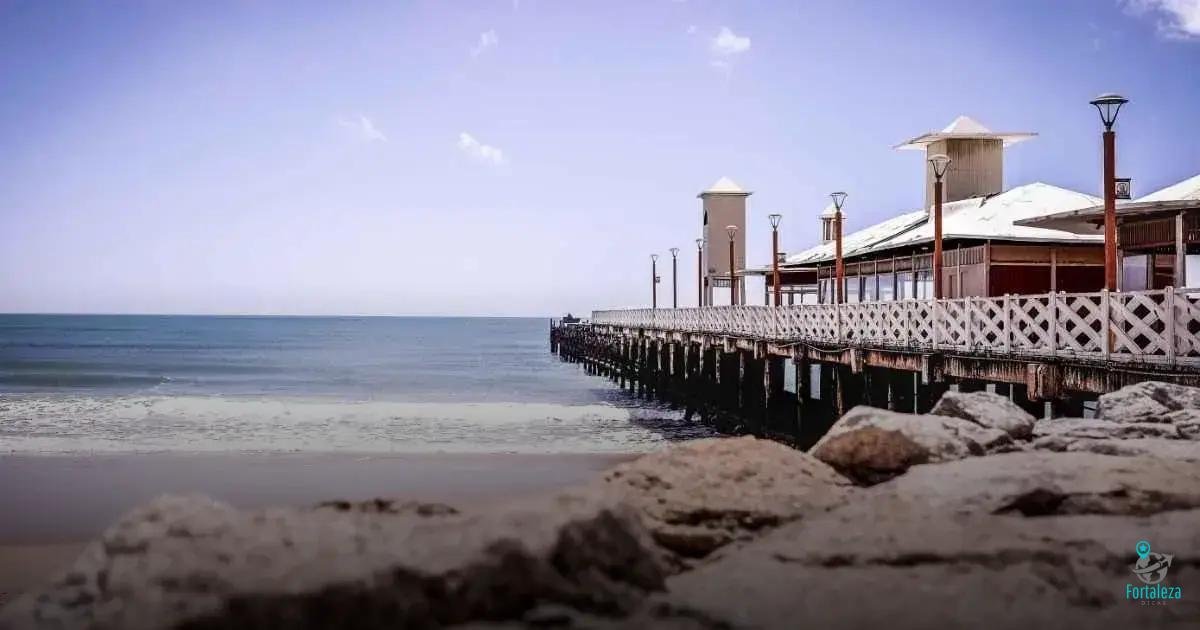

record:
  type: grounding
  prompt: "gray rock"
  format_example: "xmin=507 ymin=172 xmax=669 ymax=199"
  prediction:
xmin=648 ymin=451 xmax=1200 ymax=629
xmin=595 ymin=436 xmax=851 ymax=562
xmin=931 ymin=390 xmax=1037 ymax=440
xmin=0 ymin=492 xmax=667 ymax=630
xmin=1034 ymin=418 xmax=1187 ymax=440
xmin=878 ymin=451 xmax=1200 ymax=516
xmin=1097 ymin=380 xmax=1200 ymax=424
xmin=810 ymin=406 xmax=1012 ymax=484
xmin=1033 ymin=435 xmax=1200 ymax=460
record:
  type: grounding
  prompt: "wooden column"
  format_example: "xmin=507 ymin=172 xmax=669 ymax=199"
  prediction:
xmin=795 ymin=356 xmax=810 ymax=439
xmin=1177 ymin=212 xmax=1187 ymax=288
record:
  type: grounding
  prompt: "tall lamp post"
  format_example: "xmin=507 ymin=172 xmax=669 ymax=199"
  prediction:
xmin=669 ymin=247 xmax=679 ymax=308
xmin=929 ymin=154 xmax=952 ymax=299
xmin=651 ymin=254 xmax=659 ymax=309
xmin=830 ymin=192 xmax=848 ymax=304
xmin=1090 ymin=93 xmax=1128 ymax=291
xmin=769 ymin=213 xmax=782 ymax=307
xmin=726 ymin=225 xmax=739 ymax=306
xmin=695 ymin=238 xmax=704 ymax=307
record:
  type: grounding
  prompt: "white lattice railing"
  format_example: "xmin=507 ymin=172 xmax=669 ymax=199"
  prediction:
xmin=591 ymin=288 xmax=1200 ymax=367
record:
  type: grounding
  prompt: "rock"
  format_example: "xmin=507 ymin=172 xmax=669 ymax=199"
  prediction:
xmin=645 ymin=451 xmax=1200 ymax=629
xmin=878 ymin=451 xmax=1200 ymax=516
xmin=653 ymin=505 xmax=1200 ymax=629
xmin=1034 ymin=418 xmax=1187 ymax=440
xmin=0 ymin=492 xmax=667 ymax=630
xmin=1032 ymin=435 xmax=1200 ymax=460
xmin=595 ymin=437 xmax=851 ymax=561
xmin=931 ymin=390 xmax=1036 ymax=440
xmin=1097 ymin=380 xmax=1200 ymax=424
xmin=810 ymin=406 xmax=1011 ymax=484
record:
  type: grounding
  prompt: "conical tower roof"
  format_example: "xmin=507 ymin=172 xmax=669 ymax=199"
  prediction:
xmin=698 ymin=177 xmax=751 ymax=197
xmin=894 ymin=116 xmax=1036 ymax=150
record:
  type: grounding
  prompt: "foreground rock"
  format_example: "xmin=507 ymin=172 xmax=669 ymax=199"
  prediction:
xmin=810 ymin=406 xmax=1011 ymax=484
xmin=640 ymin=450 xmax=1200 ymax=629
xmin=595 ymin=437 xmax=851 ymax=562
xmin=1097 ymin=380 xmax=1200 ymax=424
xmin=931 ymin=390 xmax=1036 ymax=439
xmin=0 ymin=493 xmax=666 ymax=630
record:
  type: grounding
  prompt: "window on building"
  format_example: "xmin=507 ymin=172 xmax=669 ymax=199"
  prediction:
xmin=1122 ymin=254 xmax=1149 ymax=291
xmin=916 ymin=270 xmax=933 ymax=300
xmin=897 ymin=272 xmax=913 ymax=300
xmin=845 ymin=277 xmax=860 ymax=303
xmin=878 ymin=273 xmax=895 ymax=301
xmin=862 ymin=274 xmax=878 ymax=302
xmin=1186 ymin=255 xmax=1200 ymax=289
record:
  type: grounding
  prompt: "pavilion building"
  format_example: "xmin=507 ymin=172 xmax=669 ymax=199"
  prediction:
xmin=1017 ymin=172 xmax=1200 ymax=291
xmin=760 ymin=116 xmax=1107 ymax=304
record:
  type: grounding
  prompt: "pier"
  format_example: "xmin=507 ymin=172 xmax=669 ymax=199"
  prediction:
xmin=551 ymin=287 xmax=1200 ymax=445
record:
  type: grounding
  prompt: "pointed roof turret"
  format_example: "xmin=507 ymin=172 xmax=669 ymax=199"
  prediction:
xmin=894 ymin=115 xmax=1036 ymax=150
xmin=698 ymin=176 xmax=751 ymax=197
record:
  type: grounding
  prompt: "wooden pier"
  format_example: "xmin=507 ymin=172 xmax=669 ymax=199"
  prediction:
xmin=551 ymin=287 xmax=1200 ymax=445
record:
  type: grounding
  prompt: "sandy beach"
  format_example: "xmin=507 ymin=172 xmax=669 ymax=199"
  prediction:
xmin=0 ymin=451 xmax=634 ymax=600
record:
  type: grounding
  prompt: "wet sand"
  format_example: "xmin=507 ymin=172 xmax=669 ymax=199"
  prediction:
xmin=0 ymin=451 xmax=636 ymax=599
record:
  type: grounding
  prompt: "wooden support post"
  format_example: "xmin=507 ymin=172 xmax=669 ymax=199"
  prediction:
xmin=795 ymin=356 xmax=809 ymax=440
xmin=738 ymin=351 xmax=747 ymax=414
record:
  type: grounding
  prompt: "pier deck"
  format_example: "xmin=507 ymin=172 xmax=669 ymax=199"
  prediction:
xmin=553 ymin=288 xmax=1200 ymax=444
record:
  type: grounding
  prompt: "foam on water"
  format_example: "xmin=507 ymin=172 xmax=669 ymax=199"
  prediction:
xmin=0 ymin=394 xmax=713 ymax=454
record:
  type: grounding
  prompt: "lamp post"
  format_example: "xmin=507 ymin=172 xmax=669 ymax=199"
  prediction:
xmin=830 ymin=192 xmax=847 ymax=304
xmin=1090 ymin=93 xmax=1128 ymax=291
xmin=651 ymin=254 xmax=659 ymax=309
xmin=726 ymin=225 xmax=739 ymax=306
xmin=669 ymin=247 xmax=679 ymax=308
xmin=929 ymin=154 xmax=952 ymax=299
xmin=769 ymin=214 xmax=782 ymax=307
xmin=695 ymin=238 xmax=704 ymax=307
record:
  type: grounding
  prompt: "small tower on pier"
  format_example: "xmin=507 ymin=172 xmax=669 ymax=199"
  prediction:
xmin=895 ymin=116 xmax=1036 ymax=209
xmin=699 ymin=177 xmax=751 ymax=306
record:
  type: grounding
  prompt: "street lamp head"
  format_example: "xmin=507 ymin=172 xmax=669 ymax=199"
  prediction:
xmin=1090 ymin=93 xmax=1128 ymax=130
xmin=651 ymin=253 xmax=658 ymax=263
xmin=929 ymin=153 xmax=952 ymax=180
xmin=725 ymin=225 xmax=738 ymax=241
xmin=695 ymin=237 xmax=703 ymax=250
xmin=830 ymin=192 xmax=848 ymax=213
xmin=768 ymin=213 xmax=782 ymax=229
xmin=669 ymin=247 xmax=679 ymax=258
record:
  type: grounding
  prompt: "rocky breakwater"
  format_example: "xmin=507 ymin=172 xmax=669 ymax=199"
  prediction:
xmin=3 ymin=383 xmax=1199 ymax=630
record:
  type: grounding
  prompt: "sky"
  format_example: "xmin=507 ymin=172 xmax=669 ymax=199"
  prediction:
xmin=1 ymin=0 xmax=1199 ymax=317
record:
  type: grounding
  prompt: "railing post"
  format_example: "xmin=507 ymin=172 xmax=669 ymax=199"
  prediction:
xmin=837 ymin=302 xmax=843 ymax=343
xmin=1167 ymin=285 xmax=1177 ymax=366
xmin=1003 ymin=294 xmax=1012 ymax=352
xmin=932 ymin=299 xmax=941 ymax=350
xmin=965 ymin=297 xmax=974 ymax=350
xmin=1102 ymin=289 xmax=1111 ymax=361
xmin=905 ymin=301 xmax=913 ymax=347
xmin=1049 ymin=292 xmax=1058 ymax=357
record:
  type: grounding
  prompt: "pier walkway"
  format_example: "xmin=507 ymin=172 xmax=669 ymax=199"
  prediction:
xmin=551 ymin=288 xmax=1200 ymax=444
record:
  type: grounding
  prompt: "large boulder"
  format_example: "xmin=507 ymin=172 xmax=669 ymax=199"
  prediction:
xmin=931 ymin=390 xmax=1036 ymax=440
xmin=810 ymin=406 xmax=1011 ymax=484
xmin=1033 ymin=435 xmax=1200 ymax=460
xmin=1097 ymin=380 xmax=1200 ymax=423
xmin=0 ymin=492 xmax=667 ymax=630
xmin=645 ymin=451 xmax=1200 ymax=629
xmin=595 ymin=436 xmax=852 ymax=561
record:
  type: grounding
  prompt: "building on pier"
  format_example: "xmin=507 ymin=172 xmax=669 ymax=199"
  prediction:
xmin=751 ymin=116 xmax=1107 ymax=304
xmin=698 ymin=177 xmax=751 ymax=306
xmin=1017 ymin=173 xmax=1200 ymax=291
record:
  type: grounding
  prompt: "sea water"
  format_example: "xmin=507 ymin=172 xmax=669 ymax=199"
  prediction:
xmin=0 ymin=315 xmax=712 ymax=453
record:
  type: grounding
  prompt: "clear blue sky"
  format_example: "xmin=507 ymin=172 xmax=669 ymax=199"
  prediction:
xmin=2 ymin=0 xmax=1198 ymax=316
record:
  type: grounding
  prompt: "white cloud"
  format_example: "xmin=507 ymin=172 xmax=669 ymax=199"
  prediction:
xmin=470 ymin=30 xmax=499 ymax=57
xmin=1124 ymin=0 xmax=1200 ymax=39
xmin=337 ymin=115 xmax=387 ymax=142
xmin=711 ymin=26 xmax=751 ymax=56
xmin=457 ymin=132 xmax=506 ymax=165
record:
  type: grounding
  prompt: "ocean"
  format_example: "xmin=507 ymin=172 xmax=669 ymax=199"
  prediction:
xmin=0 ymin=314 xmax=711 ymax=454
